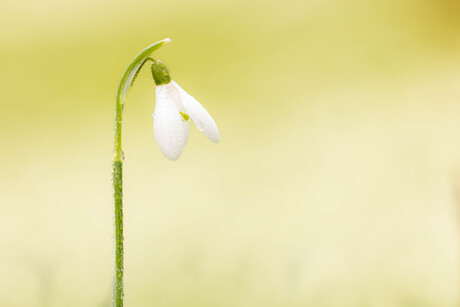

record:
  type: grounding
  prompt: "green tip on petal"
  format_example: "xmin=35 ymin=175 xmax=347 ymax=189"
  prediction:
xmin=180 ymin=112 xmax=190 ymax=121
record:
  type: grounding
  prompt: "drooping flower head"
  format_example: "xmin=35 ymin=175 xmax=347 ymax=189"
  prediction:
xmin=150 ymin=60 xmax=220 ymax=160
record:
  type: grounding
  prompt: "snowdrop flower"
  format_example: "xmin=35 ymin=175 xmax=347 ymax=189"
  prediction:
xmin=151 ymin=60 xmax=220 ymax=160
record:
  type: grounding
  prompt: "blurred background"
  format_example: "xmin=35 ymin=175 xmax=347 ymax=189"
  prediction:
xmin=1 ymin=0 xmax=460 ymax=306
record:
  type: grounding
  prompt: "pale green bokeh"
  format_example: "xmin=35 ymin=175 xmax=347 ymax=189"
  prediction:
xmin=1 ymin=0 xmax=460 ymax=306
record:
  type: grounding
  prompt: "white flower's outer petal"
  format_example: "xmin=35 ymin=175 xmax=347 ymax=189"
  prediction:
xmin=171 ymin=81 xmax=220 ymax=143
xmin=153 ymin=83 xmax=189 ymax=160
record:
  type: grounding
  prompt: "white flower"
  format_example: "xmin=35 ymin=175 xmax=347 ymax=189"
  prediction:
xmin=153 ymin=81 xmax=220 ymax=160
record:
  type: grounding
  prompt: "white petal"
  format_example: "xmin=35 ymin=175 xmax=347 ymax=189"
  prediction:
xmin=154 ymin=83 xmax=189 ymax=160
xmin=171 ymin=81 xmax=220 ymax=143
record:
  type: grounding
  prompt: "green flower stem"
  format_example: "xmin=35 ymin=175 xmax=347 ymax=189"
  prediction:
xmin=112 ymin=38 xmax=171 ymax=307
xmin=112 ymin=160 xmax=123 ymax=306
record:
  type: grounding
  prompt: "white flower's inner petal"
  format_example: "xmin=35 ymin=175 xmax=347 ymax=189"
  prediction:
xmin=181 ymin=116 xmax=190 ymax=149
xmin=172 ymin=81 xmax=220 ymax=143
xmin=154 ymin=83 xmax=189 ymax=160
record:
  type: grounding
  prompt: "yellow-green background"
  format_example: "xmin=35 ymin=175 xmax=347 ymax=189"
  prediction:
xmin=1 ymin=0 xmax=460 ymax=306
